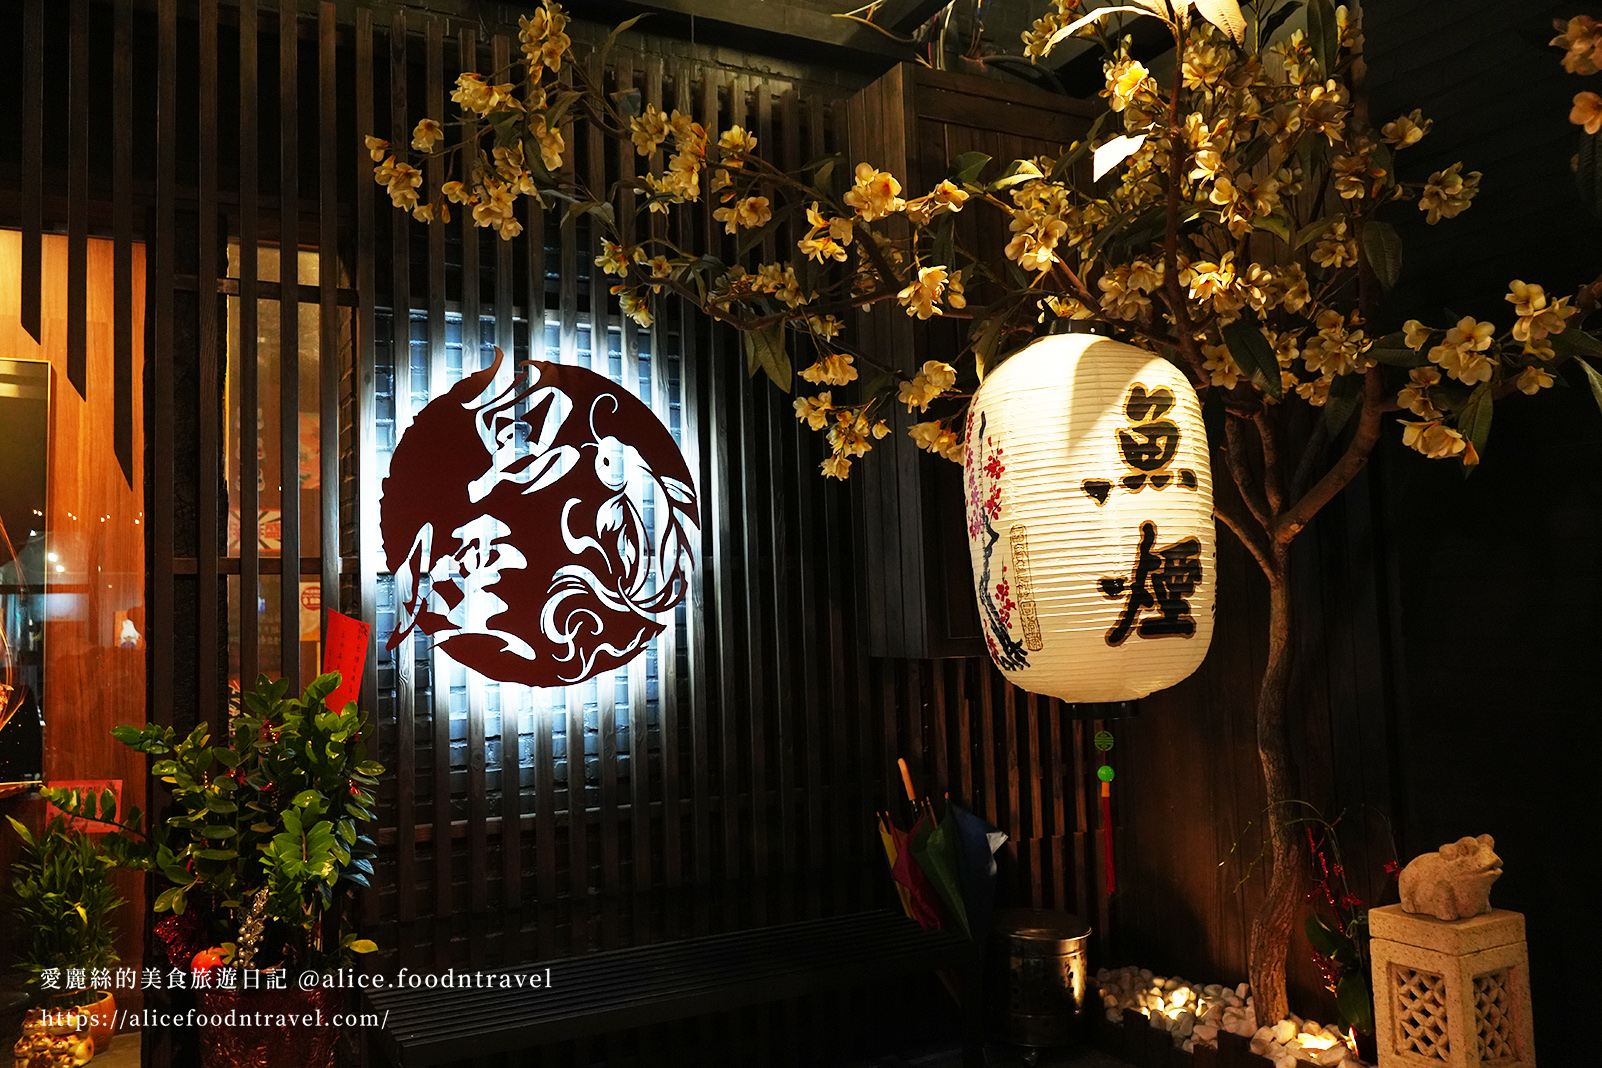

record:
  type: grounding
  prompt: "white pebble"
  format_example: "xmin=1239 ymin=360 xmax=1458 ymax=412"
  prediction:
xmin=1237 ymin=982 xmax=1251 ymax=998
xmin=1273 ymin=1019 xmax=1297 ymax=1044
xmin=1275 ymin=1058 xmax=1297 ymax=1068
xmin=1106 ymin=1007 xmax=1122 ymax=1023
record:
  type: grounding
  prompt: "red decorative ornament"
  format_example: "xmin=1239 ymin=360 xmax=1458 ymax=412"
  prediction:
xmin=382 ymin=348 xmax=699 ymax=688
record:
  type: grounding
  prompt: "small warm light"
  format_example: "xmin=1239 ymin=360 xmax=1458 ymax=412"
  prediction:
xmin=1297 ymin=1034 xmax=1339 ymax=1051
xmin=47 ymin=553 xmax=57 ymax=562
xmin=54 ymin=565 xmax=64 ymax=573
xmin=134 ymin=519 xmax=141 ymax=525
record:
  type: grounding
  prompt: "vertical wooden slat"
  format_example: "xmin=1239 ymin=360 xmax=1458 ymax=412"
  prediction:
xmin=613 ymin=50 xmax=654 ymax=944
xmin=778 ymin=83 xmax=822 ymax=917
xmin=731 ymin=71 xmax=769 ymax=924
xmin=1048 ymin=699 xmax=1068 ymax=910
xmin=240 ymin=0 xmax=261 ymax=689
xmin=197 ymin=0 xmax=222 ymax=729
xmin=674 ymin=62 xmax=712 ymax=931
xmin=20 ymin=0 xmax=42 ymax=346
xmin=490 ymin=32 xmax=524 ymax=965
xmin=354 ymin=3 xmax=380 ymax=934
xmin=151 ymin=0 xmax=177 ymax=816
xmin=422 ymin=15 xmax=454 ymax=968
xmin=113 ymin=0 xmax=133 ymax=487
xmin=641 ymin=52 xmax=685 ymax=905
xmin=584 ymin=58 xmax=622 ymax=952
xmin=556 ymin=59 xmax=588 ymax=955
xmin=66 ymin=0 xmax=89 ymax=399
xmin=456 ymin=25 xmax=490 ymax=972
xmin=280 ymin=0 xmax=302 ymax=688
xmin=318 ymin=1 xmax=340 ymax=666
xmin=388 ymin=6 xmax=418 ymax=935
xmin=978 ymin=663 xmax=998 ymax=826
xmin=700 ymin=71 xmax=742 ymax=906
xmin=523 ymin=71 xmax=558 ymax=963
xmin=1072 ymin=717 xmax=1091 ymax=921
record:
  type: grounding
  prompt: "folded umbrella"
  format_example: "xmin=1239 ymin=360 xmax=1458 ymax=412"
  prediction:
xmin=877 ymin=814 xmax=914 ymax=919
xmin=946 ymin=802 xmax=1007 ymax=946
xmin=890 ymin=816 xmax=947 ymax=931
xmin=912 ymin=804 xmax=971 ymax=939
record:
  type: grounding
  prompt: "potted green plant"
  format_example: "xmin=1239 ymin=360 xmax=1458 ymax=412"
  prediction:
xmin=6 ymin=809 xmax=121 ymax=1062
xmin=47 ymin=671 xmax=382 ymax=1068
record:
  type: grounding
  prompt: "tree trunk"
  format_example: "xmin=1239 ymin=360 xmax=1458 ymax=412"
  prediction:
xmin=1247 ymin=549 xmax=1309 ymax=1027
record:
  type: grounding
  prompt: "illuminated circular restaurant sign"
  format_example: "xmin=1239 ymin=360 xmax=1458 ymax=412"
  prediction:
xmin=381 ymin=348 xmax=699 ymax=688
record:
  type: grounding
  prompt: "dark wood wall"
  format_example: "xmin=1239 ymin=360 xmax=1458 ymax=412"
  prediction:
xmin=16 ymin=1 xmax=1592 ymax=1064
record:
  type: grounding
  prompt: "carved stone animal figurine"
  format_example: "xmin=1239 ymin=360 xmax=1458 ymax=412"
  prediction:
xmin=1398 ymin=834 xmax=1503 ymax=921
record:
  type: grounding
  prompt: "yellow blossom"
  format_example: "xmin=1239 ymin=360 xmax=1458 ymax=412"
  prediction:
xmin=717 ymin=125 xmax=757 ymax=164
xmin=793 ymin=391 xmax=833 ymax=431
xmin=1202 ymin=343 xmax=1242 ymax=389
xmin=820 ymin=455 xmax=852 ymax=480
xmin=713 ymin=195 xmax=771 ymax=235
xmin=611 ymin=285 xmax=654 ymax=328
xmin=1108 ymin=61 xmax=1152 ymax=113
xmin=1552 ymin=16 xmax=1602 ymax=76
xmin=842 ymin=163 xmax=905 ymax=221
xmin=411 ymin=118 xmax=443 ymax=152
xmin=1403 ymin=319 xmax=1432 ymax=350
xmin=1401 ymin=420 xmax=1467 ymax=459
xmin=806 ymin=314 xmax=843 ymax=340
xmin=631 ymin=105 xmax=670 ymax=157
xmin=1397 ymin=366 xmax=1441 ymax=418
xmin=799 ymin=353 xmax=857 ymax=386
xmin=1381 ymin=109 xmax=1431 ymax=148
xmin=1428 ymin=315 xmax=1495 ymax=384
xmin=1517 ymin=366 xmax=1555 ymax=394
xmin=898 ymin=265 xmax=952 ymax=320
xmin=365 ymin=135 xmax=390 ymax=162
xmin=1572 ymin=92 xmax=1602 ymax=135
xmin=1506 ymin=280 xmax=1571 ymax=342
xmin=1311 ymin=219 xmax=1356 ymax=269
xmin=1419 ymin=164 xmax=1480 ymax=225
xmin=899 ymin=360 xmax=957 ymax=412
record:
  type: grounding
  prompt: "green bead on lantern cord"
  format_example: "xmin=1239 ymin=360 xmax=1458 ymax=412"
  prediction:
xmin=1097 ymin=764 xmax=1115 ymax=783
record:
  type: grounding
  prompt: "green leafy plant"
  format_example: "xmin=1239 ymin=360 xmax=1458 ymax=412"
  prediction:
xmin=6 ymin=812 xmax=122 ymax=1006
xmin=45 ymin=672 xmax=382 ymax=969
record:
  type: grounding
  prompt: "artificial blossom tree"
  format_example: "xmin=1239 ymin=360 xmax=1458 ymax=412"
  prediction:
xmin=368 ymin=0 xmax=1602 ymax=1027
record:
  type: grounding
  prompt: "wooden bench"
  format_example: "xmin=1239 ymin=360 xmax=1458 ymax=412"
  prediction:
xmin=364 ymin=910 xmax=982 ymax=1066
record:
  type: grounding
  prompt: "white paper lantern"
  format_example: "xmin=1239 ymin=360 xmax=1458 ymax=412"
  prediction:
xmin=963 ymin=332 xmax=1215 ymax=703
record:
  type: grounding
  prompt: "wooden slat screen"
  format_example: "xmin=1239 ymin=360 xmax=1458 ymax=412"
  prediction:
xmin=2 ymin=4 xmax=1107 ymax=1060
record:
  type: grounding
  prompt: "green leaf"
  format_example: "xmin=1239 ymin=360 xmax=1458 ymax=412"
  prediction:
xmin=153 ymin=886 xmax=186 ymax=913
xmin=345 ymin=938 xmax=379 ymax=954
xmin=1458 ymin=381 xmax=1493 ymax=471
xmin=1220 ymin=321 xmax=1284 ymax=399
xmin=1049 ymin=112 xmax=1110 ymax=184
xmin=1306 ymin=0 xmax=1338 ymax=75
xmin=1305 ymin=913 xmax=1346 ymax=958
xmin=1361 ymin=220 xmax=1403 ymax=290
xmin=198 ymin=825 xmax=236 ymax=839
xmin=735 ymin=215 xmax=783 ymax=258
xmin=931 ymin=216 xmax=955 ymax=273
xmin=1577 ymin=130 xmax=1602 ymax=219
xmin=1294 ymin=214 xmax=1340 ymax=250
xmin=1251 ymin=213 xmax=1292 ymax=244
xmin=195 ymin=848 xmax=239 ymax=861
xmin=1258 ymin=0 xmax=1303 ymax=45
xmin=1552 ymin=327 xmax=1602 ymax=359
xmin=1336 ymin=974 xmax=1375 ymax=1034
xmin=111 ymin=725 xmax=144 ymax=746
xmin=989 ymin=158 xmax=1044 ymax=192
xmin=948 ymin=151 xmax=992 ymax=186
xmin=1323 ymin=372 xmax=1363 ymax=433
xmin=1570 ymin=356 xmax=1602 ymax=417
xmin=291 ymin=789 xmax=322 ymax=809
xmin=742 ymin=323 xmax=792 ymax=392
xmin=599 ymin=13 xmax=648 ymax=74
xmin=1367 ymin=331 xmax=1426 ymax=368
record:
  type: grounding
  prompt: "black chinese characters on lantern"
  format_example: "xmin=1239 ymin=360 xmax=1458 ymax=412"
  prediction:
xmin=963 ymin=333 xmax=1215 ymax=704
xmin=380 ymin=348 xmax=699 ymax=688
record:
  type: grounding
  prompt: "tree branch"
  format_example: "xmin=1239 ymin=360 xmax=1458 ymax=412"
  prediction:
xmin=1273 ymin=366 xmax=1385 ymax=544
xmin=1214 ymin=491 xmax=1276 ymax=580
xmin=1224 ymin=414 xmax=1274 ymax=531
xmin=1253 ymin=409 xmax=1285 ymax=515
